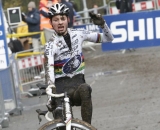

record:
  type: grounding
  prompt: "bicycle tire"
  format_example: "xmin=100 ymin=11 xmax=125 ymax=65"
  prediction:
xmin=38 ymin=118 xmax=97 ymax=130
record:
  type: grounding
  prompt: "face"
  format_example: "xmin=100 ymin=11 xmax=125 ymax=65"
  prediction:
xmin=28 ymin=7 xmax=32 ymax=11
xmin=51 ymin=15 xmax=69 ymax=36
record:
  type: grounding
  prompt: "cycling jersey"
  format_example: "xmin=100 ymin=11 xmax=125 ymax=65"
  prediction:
xmin=44 ymin=23 xmax=114 ymax=85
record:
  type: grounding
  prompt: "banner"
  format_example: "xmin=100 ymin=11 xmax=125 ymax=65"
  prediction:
xmin=73 ymin=10 xmax=160 ymax=51
xmin=0 ymin=2 xmax=9 ymax=69
xmin=102 ymin=10 xmax=160 ymax=51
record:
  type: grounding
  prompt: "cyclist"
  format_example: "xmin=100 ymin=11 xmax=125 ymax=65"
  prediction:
xmin=44 ymin=3 xmax=114 ymax=124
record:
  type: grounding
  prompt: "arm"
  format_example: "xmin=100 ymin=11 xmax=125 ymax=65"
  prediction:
xmin=101 ymin=23 xmax=114 ymax=42
xmin=88 ymin=12 xmax=114 ymax=43
xmin=44 ymin=41 xmax=56 ymax=85
xmin=82 ymin=23 xmax=113 ymax=43
xmin=40 ymin=9 xmax=49 ymax=18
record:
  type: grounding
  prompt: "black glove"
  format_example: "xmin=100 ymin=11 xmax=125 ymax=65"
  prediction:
xmin=89 ymin=12 xmax=105 ymax=27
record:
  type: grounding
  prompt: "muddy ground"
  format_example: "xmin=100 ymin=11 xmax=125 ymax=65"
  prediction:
xmin=3 ymin=45 xmax=160 ymax=130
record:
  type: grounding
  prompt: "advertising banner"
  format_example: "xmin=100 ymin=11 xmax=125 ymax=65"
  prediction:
xmin=73 ymin=10 xmax=160 ymax=51
xmin=102 ymin=10 xmax=160 ymax=51
xmin=0 ymin=1 xmax=9 ymax=69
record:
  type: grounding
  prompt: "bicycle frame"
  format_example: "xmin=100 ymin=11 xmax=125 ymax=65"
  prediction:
xmin=45 ymin=85 xmax=72 ymax=130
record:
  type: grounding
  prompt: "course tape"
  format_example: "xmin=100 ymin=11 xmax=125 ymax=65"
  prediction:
xmin=7 ymin=31 xmax=46 ymax=45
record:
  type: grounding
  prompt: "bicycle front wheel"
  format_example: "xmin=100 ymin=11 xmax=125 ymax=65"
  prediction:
xmin=38 ymin=118 xmax=97 ymax=130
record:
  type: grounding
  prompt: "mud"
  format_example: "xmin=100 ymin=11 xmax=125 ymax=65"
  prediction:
xmin=3 ymin=45 xmax=160 ymax=130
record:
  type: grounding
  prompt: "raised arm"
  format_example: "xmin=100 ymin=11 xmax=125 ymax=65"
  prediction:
xmin=89 ymin=12 xmax=114 ymax=42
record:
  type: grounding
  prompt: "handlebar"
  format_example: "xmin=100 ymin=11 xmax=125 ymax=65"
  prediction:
xmin=44 ymin=85 xmax=71 ymax=123
xmin=46 ymin=85 xmax=64 ymax=97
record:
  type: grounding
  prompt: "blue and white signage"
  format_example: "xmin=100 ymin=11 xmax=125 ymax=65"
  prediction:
xmin=0 ymin=2 xmax=9 ymax=69
xmin=102 ymin=10 xmax=160 ymax=51
xmin=74 ymin=24 xmax=100 ymax=32
xmin=74 ymin=10 xmax=160 ymax=51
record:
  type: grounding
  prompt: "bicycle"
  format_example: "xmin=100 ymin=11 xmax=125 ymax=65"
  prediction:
xmin=36 ymin=84 xmax=97 ymax=130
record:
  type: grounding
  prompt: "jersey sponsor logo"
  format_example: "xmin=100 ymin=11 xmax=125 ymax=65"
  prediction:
xmin=72 ymin=34 xmax=77 ymax=39
xmin=56 ymin=41 xmax=63 ymax=47
xmin=72 ymin=39 xmax=78 ymax=46
xmin=62 ymin=55 xmax=81 ymax=74
xmin=72 ymin=45 xmax=78 ymax=51
xmin=59 ymin=45 xmax=68 ymax=50
xmin=82 ymin=31 xmax=90 ymax=34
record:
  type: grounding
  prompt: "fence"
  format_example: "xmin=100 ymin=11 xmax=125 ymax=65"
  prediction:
xmin=0 ymin=82 xmax=9 ymax=128
xmin=75 ymin=5 xmax=108 ymax=25
xmin=74 ymin=0 xmax=160 ymax=25
xmin=15 ymin=47 xmax=45 ymax=96
xmin=108 ymin=0 xmax=159 ymax=15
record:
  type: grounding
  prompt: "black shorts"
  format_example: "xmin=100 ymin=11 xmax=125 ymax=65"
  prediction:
xmin=54 ymin=74 xmax=91 ymax=106
xmin=55 ymin=74 xmax=85 ymax=94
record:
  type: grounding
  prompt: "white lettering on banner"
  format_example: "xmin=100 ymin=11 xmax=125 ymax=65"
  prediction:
xmin=111 ymin=17 xmax=160 ymax=43
xmin=0 ymin=40 xmax=5 ymax=54
xmin=0 ymin=54 xmax=7 ymax=69
xmin=111 ymin=21 xmax=127 ymax=43
xmin=155 ymin=18 xmax=160 ymax=39
xmin=147 ymin=18 xmax=154 ymax=40
xmin=86 ymin=25 xmax=99 ymax=31
xmin=0 ymin=14 xmax=1 ymax=25
xmin=0 ymin=31 xmax=3 ymax=36
xmin=128 ymin=19 xmax=145 ymax=41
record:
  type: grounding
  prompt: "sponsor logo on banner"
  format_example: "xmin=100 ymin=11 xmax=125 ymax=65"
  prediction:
xmin=0 ymin=5 xmax=9 ymax=68
xmin=74 ymin=24 xmax=100 ymax=32
xmin=0 ymin=40 xmax=5 ymax=54
xmin=74 ymin=10 xmax=160 ymax=51
xmin=102 ymin=10 xmax=160 ymax=51
xmin=0 ymin=40 xmax=7 ymax=69
xmin=0 ymin=14 xmax=1 ymax=25
xmin=111 ymin=18 xmax=160 ymax=43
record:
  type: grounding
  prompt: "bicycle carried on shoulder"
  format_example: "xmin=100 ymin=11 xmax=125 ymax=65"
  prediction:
xmin=36 ymin=84 xmax=97 ymax=130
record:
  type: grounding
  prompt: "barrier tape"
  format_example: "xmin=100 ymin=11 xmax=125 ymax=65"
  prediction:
xmin=15 ymin=52 xmax=44 ymax=59
xmin=7 ymin=31 xmax=46 ymax=45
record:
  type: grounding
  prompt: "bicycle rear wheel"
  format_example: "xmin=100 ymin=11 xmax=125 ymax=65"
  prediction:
xmin=38 ymin=118 xmax=97 ymax=130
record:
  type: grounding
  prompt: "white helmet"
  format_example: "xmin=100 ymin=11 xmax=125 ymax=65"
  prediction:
xmin=48 ymin=3 xmax=69 ymax=18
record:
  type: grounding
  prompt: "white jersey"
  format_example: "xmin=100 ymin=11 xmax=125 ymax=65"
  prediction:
xmin=44 ymin=23 xmax=114 ymax=85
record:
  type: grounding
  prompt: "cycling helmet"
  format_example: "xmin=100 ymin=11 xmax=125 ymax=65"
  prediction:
xmin=48 ymin=3 xmax=70 ymax=18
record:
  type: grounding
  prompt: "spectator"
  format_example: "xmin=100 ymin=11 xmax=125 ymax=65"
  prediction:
xmin=23 ymin=1 xmax=40 ymax=52
xmin=116 ymin=0 xmax=132 ymax=13
xmin=17 ymin=21 xmax=30 ymax=50
xmin=93 ymin=4 xmax=98 ymax=14
xmin=68 ymin=0 xmax=78 ymax=12
xmin=8 ymin=39 xmax=24 ymax=53
xmin=39 ymin=0 xmax=56 ymax=30
xmin=57 ymin=0 xmax=74 ymax=28
xmin=67 ymin=0 xmax=81 ymax=24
